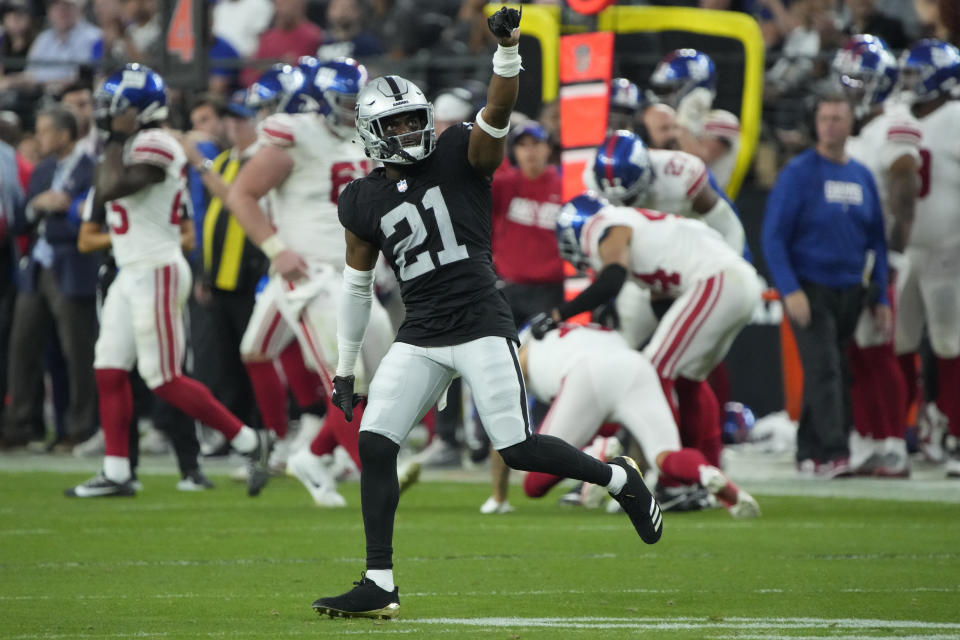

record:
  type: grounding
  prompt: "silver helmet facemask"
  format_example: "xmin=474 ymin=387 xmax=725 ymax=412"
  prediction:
xmin=356 ymin=75 xmax=436 ymax=164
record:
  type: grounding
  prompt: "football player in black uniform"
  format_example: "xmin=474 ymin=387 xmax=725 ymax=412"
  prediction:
xmin=311 ymin=7 xmax=664 ymax=620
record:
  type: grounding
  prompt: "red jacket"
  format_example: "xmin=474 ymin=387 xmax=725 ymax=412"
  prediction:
xmin=491 ymin=163 xmax=565 ymax=285
xmin=241 ymin=21 xmax=323 ymax=87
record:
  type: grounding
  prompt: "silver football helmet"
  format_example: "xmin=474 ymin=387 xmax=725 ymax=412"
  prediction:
xmin=356 ymin=75 xmax=436 ymax=164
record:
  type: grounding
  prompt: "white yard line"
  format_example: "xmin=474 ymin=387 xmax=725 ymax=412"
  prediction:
xmin=8 ymin=617 xmax=960 ymax=639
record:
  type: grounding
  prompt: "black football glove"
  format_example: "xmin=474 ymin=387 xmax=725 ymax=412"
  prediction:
xmin=331 ymin=375 xmax=363 ymax=422
xmin=529 ymin=311 xmax=558 ymax=340
xmin=487 ymin=5 xmax=521 ymax=39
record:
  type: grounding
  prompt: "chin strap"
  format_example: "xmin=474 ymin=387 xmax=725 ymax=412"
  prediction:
xmin=383 ymin=136 xmax=417 ymax=163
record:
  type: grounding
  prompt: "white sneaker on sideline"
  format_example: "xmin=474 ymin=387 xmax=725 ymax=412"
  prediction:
xmin=289 ymin=413 xmax=325 ymax=455
xmin=414 ymin=438 xmax=461 ymax=467
xmin=229 ymin=464 xmax=249 ymax=482
xmin=140 ymin=425 xmax=170 ymax=455
xmin=849 ymin=430 xmax=880 ymax=474
xmin=918 ymin=403 xmax=949 ymax=463
xmin=268 ymin=435 xmax=292 ymax=474
xmin=398 ymin=461 xmax=421 ymax=495
xmin=72 ymin=429 xmax=105 ymax=458
xmin=288 ymin=448 xmax=345 ymax=507
xmin=479 ymin=496 xmax=515 ymax=514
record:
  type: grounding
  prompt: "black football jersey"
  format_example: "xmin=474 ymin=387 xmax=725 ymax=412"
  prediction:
xmin=339 ymin=124 xmax=517 ymax=347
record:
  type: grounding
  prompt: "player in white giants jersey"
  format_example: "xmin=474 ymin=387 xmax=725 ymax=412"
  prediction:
xmin=532 ymin=193 xmax=761 ymax=467
xmin=67 ymin=64 xmax=271 ymax=498
xmin=895 ymin=40 xmax=960 ymax=477
xmin=228 ymin=59 xmax=394 ymax=505
xmin=480 ymin=323 xmax=759 ymax=518
xmin=834 ymin=34 xmax=920 ymax=476
xmin=585 ymin=130 xmax=746 ymax=349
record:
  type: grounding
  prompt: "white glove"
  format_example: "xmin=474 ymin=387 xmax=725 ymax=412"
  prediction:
xmin=677 ymin=87 xmax=714 ymax=137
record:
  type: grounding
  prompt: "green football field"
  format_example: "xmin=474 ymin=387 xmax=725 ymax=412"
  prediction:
xmin=2 ymin=470 xmax=959 ymax=640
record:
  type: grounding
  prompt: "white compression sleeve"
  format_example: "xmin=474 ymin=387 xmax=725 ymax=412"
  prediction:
xmin=701 ymin=197 xmax=745 ymax=255
xmin=336 ymin=265 xmax=375 ymax=377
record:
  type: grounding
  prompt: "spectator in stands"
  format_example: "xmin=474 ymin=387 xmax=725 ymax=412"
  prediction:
xmin=841 ymin=0 xmax=908 ymax=50
xmin=239 ymin=0 xmax=322 ymax=87
xmin=90 ymin=0 xmax=124 ymax=71
xmin=0 ymin=0 xmax=100 ymax=91
xmin=432 ymin=87 xmax=474 ymax=136
xmin=17 ymin=133 xmax=40 ymax=165
xmin=59 ymin=81 xmax=97 ymax=157
xmin=212 ymin=0 xmax=272 ymax=59
xmin=317 ymin=0 xmax=383 ymax=59
xmin=762 ymin=95 xmax=889 ymax=478
xmin=118 ymin=0 xmax=161 ymax=65
xmin=0 ymin=0 xmax=38 ymax=75
xmin=206 ymin=2 xmax=241 ymax=97
xmin=2 ymin=106 xmax=98 ymax=449
xmin=0 ymin=114 xmax=34 ymax=189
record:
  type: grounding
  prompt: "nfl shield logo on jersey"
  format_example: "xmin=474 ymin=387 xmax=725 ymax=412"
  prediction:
xmin=397 ymin=179 xmax=408 ymax=193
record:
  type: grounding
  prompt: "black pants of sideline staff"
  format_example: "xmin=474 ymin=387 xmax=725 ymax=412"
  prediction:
xmin=791 ymin=282 xmax=865 ymax=465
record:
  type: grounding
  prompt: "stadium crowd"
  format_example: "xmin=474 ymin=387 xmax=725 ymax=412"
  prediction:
xmin=0 ymin=0 xmax=957 ymax=516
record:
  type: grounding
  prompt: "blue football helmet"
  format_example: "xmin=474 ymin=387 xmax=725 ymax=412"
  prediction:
xmin=832 ymin=35 xmax=898 ymax=117
xmin=592 ymin=130 xmax=655 ymax=206
xmin=312 ymin=57 xmax=368 ymax=135
xmin=899 ymin=39 xmax=960 ymax=105
xmin=648 ymin=49 xmax=717 ymax=109
xmin=245 ymin=64 xmax=305 ymax=115
xmin=94 ymin=63 xmax=167 ymax=130
xmin=722 ymin=402 xmax=756 ymax=445
xmin=609 ymin=77 xmax=642 ymax=131
xmin=556 ymin=192 xmax=609 ymax=271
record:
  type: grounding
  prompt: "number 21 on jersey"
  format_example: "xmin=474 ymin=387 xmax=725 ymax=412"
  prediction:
xmin=381 ymin=186 xmax=468 ymax=281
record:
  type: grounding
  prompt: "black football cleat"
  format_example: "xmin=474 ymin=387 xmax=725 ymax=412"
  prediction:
xmin=246 ymin=429 xmax=273 ymax=497
xmin=312 ymin=573 xmax=400 ymax=620
xmin=65 ymin=472 xmax=136 ymax=498
xmin=608 ymin=456 xmax=663 ymax=544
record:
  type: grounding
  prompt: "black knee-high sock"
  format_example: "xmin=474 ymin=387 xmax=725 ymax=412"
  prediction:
xmin=359 ymin=431 xmax=401 ymax=570
xmin=499 ymin=434 xmax=613 ymax=486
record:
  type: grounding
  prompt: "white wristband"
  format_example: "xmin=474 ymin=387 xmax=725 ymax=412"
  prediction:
xmin=492 ymin=43 xmax=522 ymax=78
xmin=475 ymin=109 xmax=510 ymax=139
xmin=260 ymin=234 xmax=287 ymax=260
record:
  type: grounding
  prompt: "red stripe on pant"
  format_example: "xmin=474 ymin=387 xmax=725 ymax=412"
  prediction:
xmin=170 ymin=264 xmax=181 ymax=377
xmin=259 ymin=311 xmax=283 ymax=356
xmin=663 ymin=273 xmax=723 ymax=379
xmin=298 ymin=314 xmax=333 ymax=398
xmin=154 ymin=269 xmax=168 ymax=382
xmin=161 ymin=265 xmax=177 ymax=382
xmin=650 ymin=279 xmax=711 ymax=376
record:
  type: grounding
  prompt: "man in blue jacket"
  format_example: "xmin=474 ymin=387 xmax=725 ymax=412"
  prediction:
xmin=762 ymin=94 xmax=889 ymax=478
xmin=2 ymin=106 xmax=98 ymax=449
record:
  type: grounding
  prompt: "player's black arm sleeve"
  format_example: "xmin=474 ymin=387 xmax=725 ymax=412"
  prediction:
xmin=94 ymin=141 xmax=165 ymax=207
xmin=556 ymin=264 xmax=628 ymax=320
